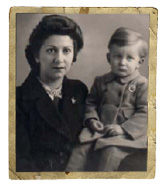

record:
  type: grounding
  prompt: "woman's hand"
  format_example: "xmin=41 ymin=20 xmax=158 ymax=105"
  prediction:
xmin=105 ymin=124 xmax=125 ymax=136
xmin=86 ymin=119 xmax=104 ymax=133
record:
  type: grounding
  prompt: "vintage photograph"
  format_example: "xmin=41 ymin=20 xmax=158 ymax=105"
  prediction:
xmin=16 ymin=13 xmax=149 ymax=172
xmin=9 ymin=8 xmax=157 ymax=179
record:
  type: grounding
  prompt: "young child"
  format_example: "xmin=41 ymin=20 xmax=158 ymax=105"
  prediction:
xmin=66 ymin=27 xmax=148 ymax=171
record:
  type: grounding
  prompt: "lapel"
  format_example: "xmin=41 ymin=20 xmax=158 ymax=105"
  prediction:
xmin=21 ymin=72 xmax=73 ymax=141
xmin=61 ymin=77 xmax=83 ymax=117
xmin=62 ymin=77 xmax=76 ymax=103
xmin=36 ymin=95 xmax=73 ymax=141
xmin=61 ymin=77 xmax=84 ymax=140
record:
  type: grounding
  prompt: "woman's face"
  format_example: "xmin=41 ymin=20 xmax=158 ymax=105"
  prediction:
xmin=36 ymin=35 xmax=74 ymax=82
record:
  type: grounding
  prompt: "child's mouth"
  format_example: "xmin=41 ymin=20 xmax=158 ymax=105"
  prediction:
xmin=119 ymin=68 xmax=127 ymax=72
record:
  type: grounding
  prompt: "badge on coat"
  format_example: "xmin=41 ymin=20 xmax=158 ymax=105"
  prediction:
xmin=71 ymin=97 xmax=76 ymax=104
xmin=128 ymin=84 xmax=136 ymax=92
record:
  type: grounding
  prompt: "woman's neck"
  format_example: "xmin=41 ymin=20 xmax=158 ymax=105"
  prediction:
xmin=39 ymin=76 xmax=64 ymax=90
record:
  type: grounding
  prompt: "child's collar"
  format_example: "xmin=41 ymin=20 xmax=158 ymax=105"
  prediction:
xmin=105 ymin=70 xmax=140 ymax=84
xmin=118 ymin=70 xmax=140 ymax=84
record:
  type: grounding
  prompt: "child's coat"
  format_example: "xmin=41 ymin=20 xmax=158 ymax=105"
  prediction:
xmin=79 ymin=70 xmax=148 ymax=150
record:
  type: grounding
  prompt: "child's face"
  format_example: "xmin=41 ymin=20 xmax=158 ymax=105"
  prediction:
xmin=108 ymin=44 xmax=143 ymax=77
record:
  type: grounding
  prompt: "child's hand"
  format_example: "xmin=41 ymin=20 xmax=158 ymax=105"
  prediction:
xmin=87 ymin=119 xmax=104 ymax=133
xmin=105 ymin=124 xmax=125 ymax=136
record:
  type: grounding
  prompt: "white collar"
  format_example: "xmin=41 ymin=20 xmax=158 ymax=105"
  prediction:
xmin=37 ymin=78 xmax=62 ymax=100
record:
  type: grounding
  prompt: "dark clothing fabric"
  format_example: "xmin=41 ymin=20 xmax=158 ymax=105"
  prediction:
xmin=16 ymin=72 xmax=88 ymax=172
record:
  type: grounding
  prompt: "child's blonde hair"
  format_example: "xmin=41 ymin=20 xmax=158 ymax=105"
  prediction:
xmin=108 ymin=27 xmax=148 ymax=58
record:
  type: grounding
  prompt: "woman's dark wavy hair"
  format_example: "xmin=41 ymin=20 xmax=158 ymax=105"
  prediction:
xmin=25 ymin=14 xmax=84 ymax=75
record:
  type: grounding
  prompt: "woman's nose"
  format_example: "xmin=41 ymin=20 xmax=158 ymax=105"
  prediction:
xmin=55 ymin=51 xmax=64 ymax=63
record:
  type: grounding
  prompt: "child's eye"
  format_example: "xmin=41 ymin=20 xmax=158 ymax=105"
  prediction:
xmin=127 ymin=56 xmax=134 ymax=62
xmin=114 ymin=54 xmax=121 ymax=59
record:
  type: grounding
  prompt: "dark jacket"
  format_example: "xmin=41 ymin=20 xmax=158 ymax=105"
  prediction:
xmin=16 ymin=72 xmax=88 ymax=172
xmin=79 ymin=70 xmax=148 ymax=149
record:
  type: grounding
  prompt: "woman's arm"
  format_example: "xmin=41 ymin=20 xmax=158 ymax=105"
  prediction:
xmin=16 ymin=87 xmax=33 ymax=171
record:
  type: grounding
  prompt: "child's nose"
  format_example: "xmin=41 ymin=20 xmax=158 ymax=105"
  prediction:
xmin=119 ymin=58 xmax=127 ymax=66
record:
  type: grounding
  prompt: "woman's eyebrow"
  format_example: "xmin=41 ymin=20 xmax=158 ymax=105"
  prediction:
xmin=45 ymin=45 xmax=73 ymax=48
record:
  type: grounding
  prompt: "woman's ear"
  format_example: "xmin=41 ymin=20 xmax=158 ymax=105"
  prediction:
xmin=106 ymin=53 xmax=111 ymax=64
xmin=35 ymin=54 xmax=40 ymax=64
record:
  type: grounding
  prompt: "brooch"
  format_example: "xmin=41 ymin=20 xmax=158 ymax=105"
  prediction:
xmin=71 ymin=97 xmax=76 ymax=104
xmin=128 ymin=84 xmax=136 ymax=92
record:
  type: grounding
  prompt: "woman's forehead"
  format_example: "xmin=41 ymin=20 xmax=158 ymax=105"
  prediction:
xmin=43 ymin=35 xmax=74 ymax=47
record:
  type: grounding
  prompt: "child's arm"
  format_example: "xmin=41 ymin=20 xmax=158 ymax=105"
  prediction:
xmin=84 ymin=77 xmax=101 ymax=125
xmin=105 ymin=124 xmax=126 ymax=136
xmin=120 ymin=78 xmax=148 ymax=140
xmin=85 ymin=118 xmax=104 ymax=133
xmin=84 ymin=77 xmax=106 ymax=133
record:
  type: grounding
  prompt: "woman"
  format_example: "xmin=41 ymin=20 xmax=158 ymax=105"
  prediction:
xmin=16 ymin=15 xmax=88 ymax=172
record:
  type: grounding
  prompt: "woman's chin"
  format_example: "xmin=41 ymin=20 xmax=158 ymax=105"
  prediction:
xmin=50 ymin=73 xmax=65 ymax=81
xmin=52 ymin=69 xmax=66 ymax=78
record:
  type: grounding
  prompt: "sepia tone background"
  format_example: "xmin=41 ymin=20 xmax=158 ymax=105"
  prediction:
xmin=16 ymin=13 xmax=149 ymax=89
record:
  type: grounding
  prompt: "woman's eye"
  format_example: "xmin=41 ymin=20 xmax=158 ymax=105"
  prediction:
xmin=63 ymin=48 xmax=71 ymax=54
xmin=46 ymin=48 xmax=57 ymax=53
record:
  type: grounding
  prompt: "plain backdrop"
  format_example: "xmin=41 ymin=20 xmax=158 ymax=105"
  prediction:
xmin=16 ymin=14 xmax=149 ymax=89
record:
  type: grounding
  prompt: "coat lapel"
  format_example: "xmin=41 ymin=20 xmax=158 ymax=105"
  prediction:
xmin=61 ymin=77 xmax=84 ymax=141
xmin=21 ymin=72 xmax=73 ymax=141
xmin=36 ymin=95 xmax=72 ymax=140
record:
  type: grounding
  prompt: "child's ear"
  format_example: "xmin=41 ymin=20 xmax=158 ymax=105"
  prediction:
xmin=139 ymin=58 xmax=145 ymax=65
xmin=106 ymin=53 xmax=111 ymax=64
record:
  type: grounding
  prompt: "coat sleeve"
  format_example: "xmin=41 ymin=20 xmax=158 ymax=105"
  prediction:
xmin=121 ymin=78 xmax=148 ymax=140
xmin=16 ymin=87 xmax=34 ymax=171
xmin=84 ymin=77 xmax=101 ymax=123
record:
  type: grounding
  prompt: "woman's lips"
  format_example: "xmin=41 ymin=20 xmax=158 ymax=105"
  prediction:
xmin=51 ymin=67 xmax=65 ymax=73
xmin=52 ymin=67 xmax=65 ymax=70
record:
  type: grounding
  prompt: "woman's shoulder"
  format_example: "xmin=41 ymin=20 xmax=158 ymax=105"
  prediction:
xmin=16 ymin=72 xmax=47 ymax=101
xmin=64 ymin=78 xmax=88 ymax=97
xmin=16 ymin=85 xmax=23 ymax=100
xmin=65 ymin=78 xmax=88 ymax=90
